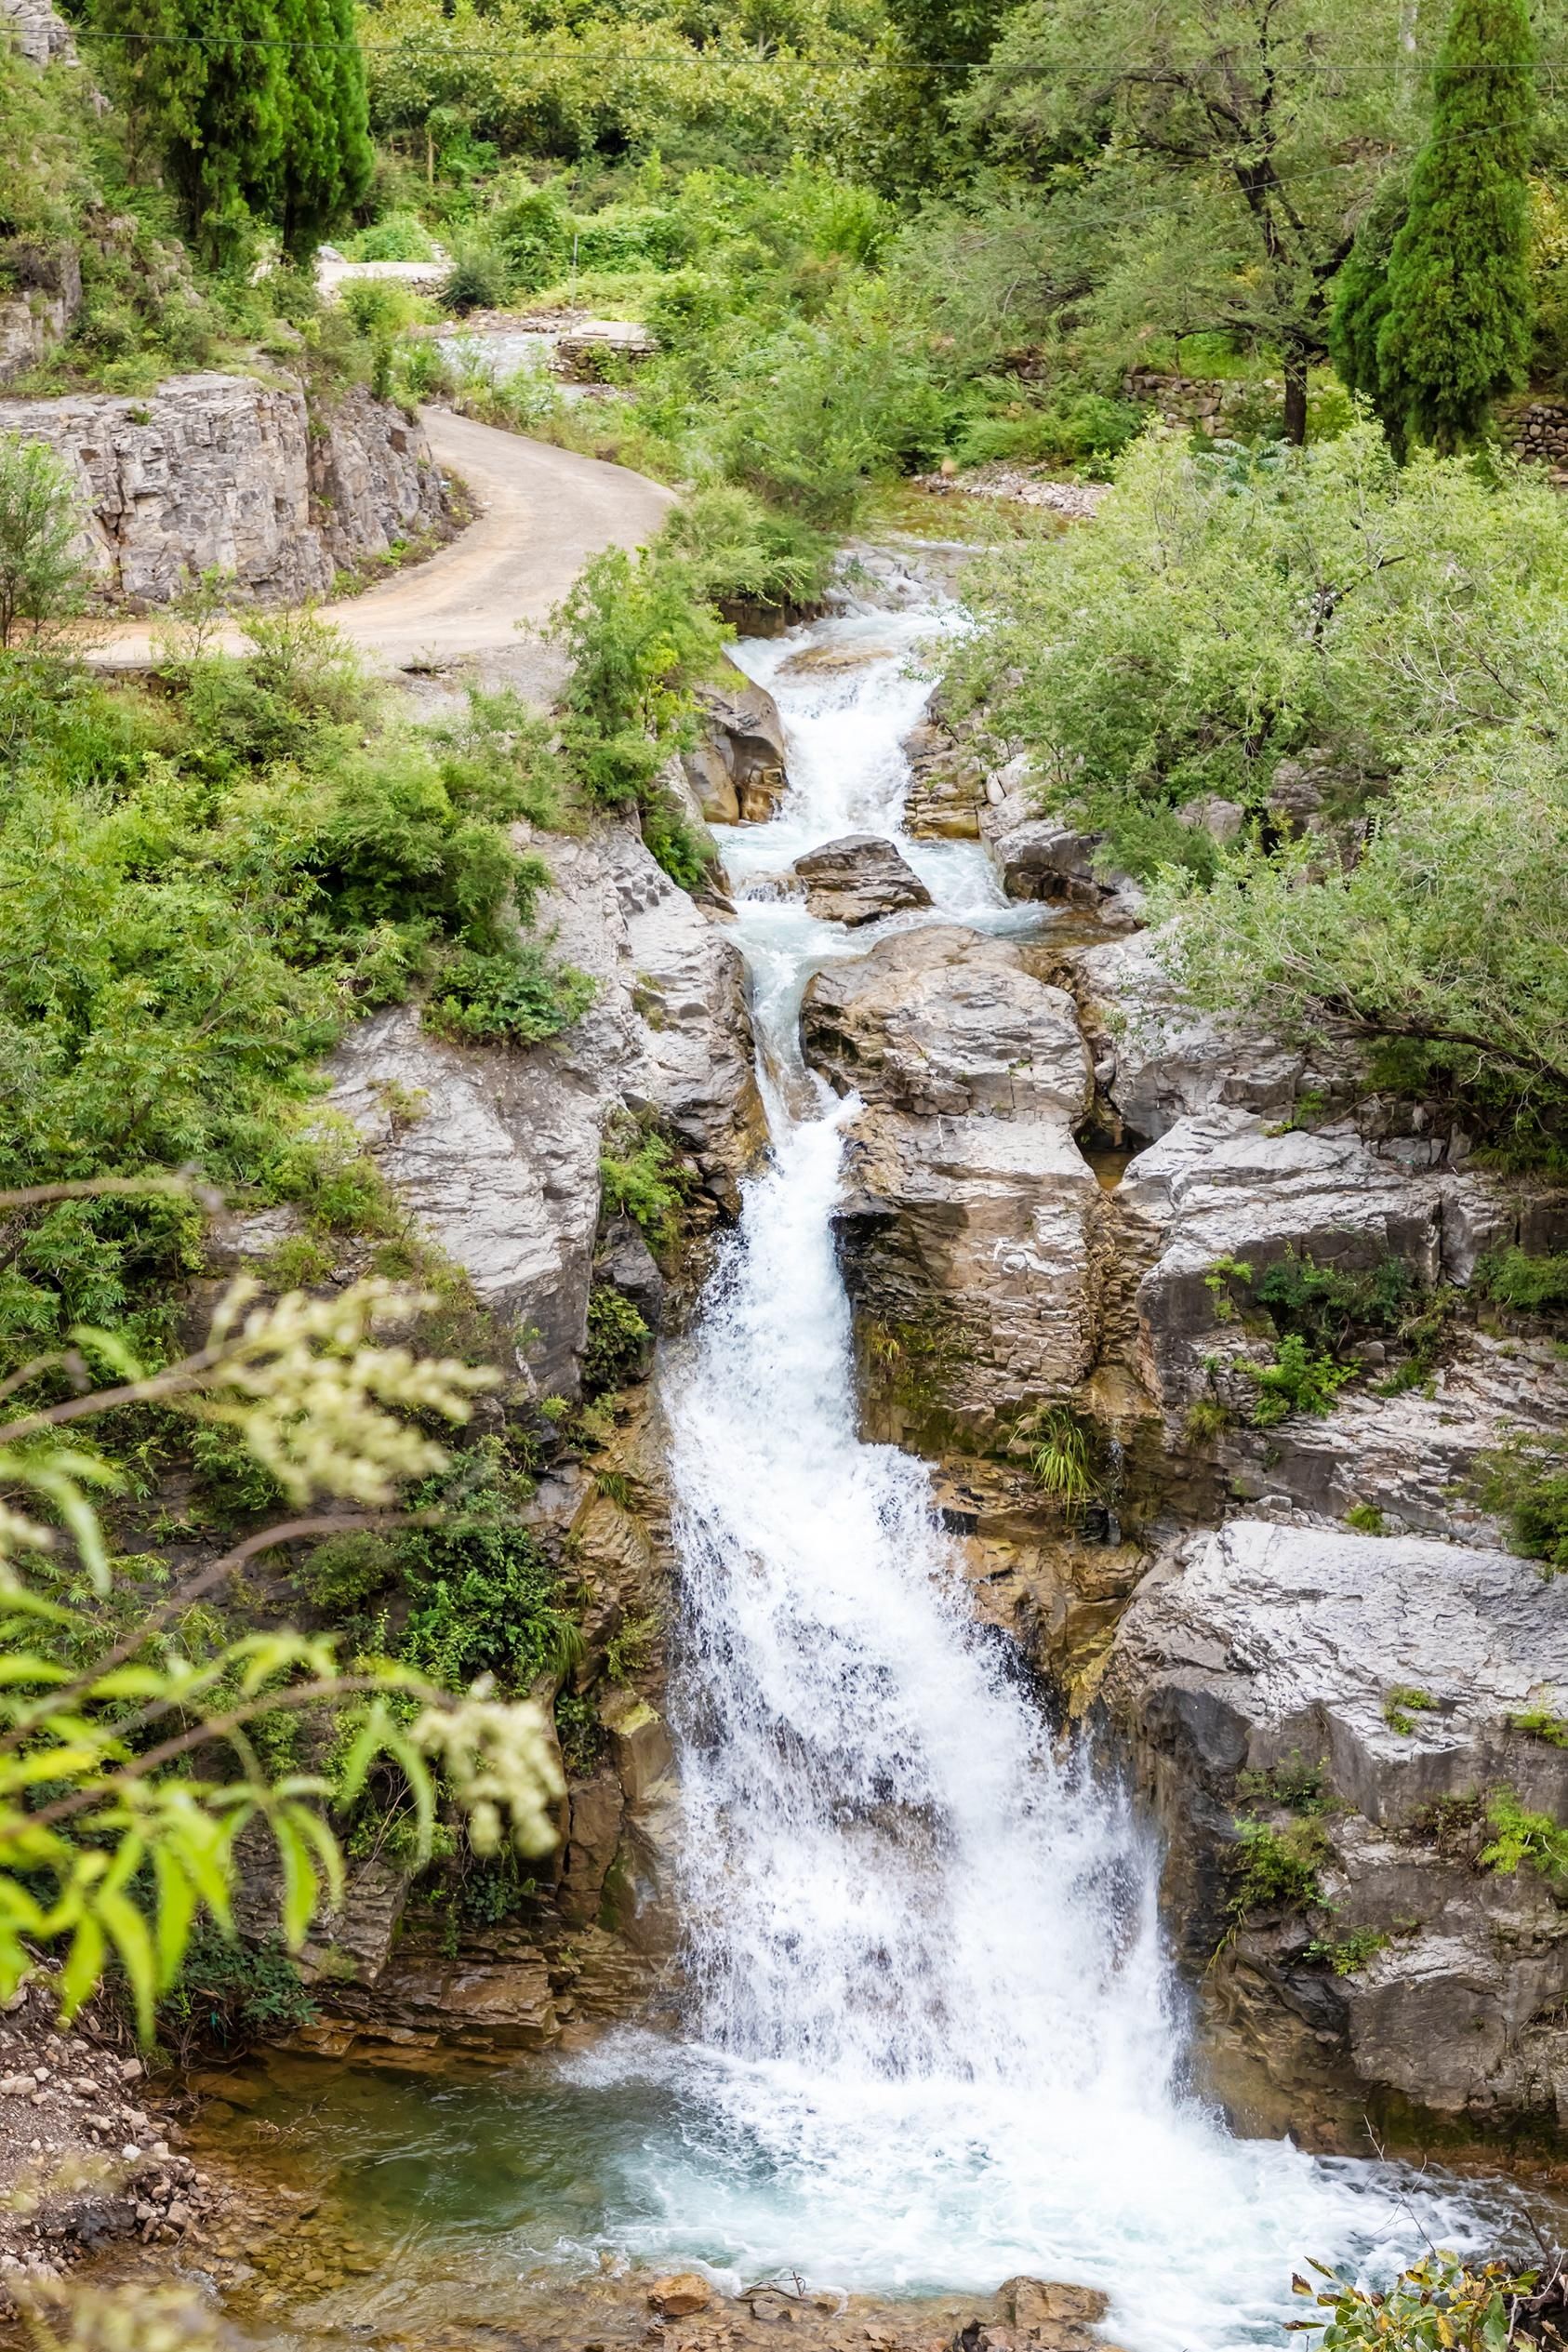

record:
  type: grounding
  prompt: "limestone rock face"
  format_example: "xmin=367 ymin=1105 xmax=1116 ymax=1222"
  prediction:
xmin=1061 ymin=932 xmax=1305 ymax=1141
xmin=328 ymin=822 xmax=763 ymax=1399
xmin=0 ymin=372 xmax=450 ymax=603
xmin=1104 ymin=1520 xmax=1568 ymax=2133
xmin=790 ymin=833 xmax=933 ymax=925
xmin=686 ymin=669 xmax=790 ymax=822
xmin=0 ymin=0 xmax=77 ymax=67
xmin=803 ymin=926 xmax=1092 ymax=1123
xmin=1120 ymin=1108 xmax=1446 ymax=1417
xmin=803 ymin=926 xmax=1106 ymax=1436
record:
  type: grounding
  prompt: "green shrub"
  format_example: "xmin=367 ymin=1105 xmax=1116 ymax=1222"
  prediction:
xmin=662 ymin=484 xmax=832 ymax=612
xmin=1025 ymin=1407 xmax=1099 ymax=1513
xmin=347 ymin=211 xmax=437 ymax=262
xmin=582 ymin=1283 xmax=651 ymax=1396
xmin=1477 ymin=1246 xmax=1568 ymax=1311
xmin=425 ymin=945 xmax=595 ymax=1045
xmin=1345 ymin=1503 xmax=1387 ymax=1535
xmin=1478 ymin=1432 xmax=1568 ymax=1570
xmin=1508 ymin=1707 xmax=1568 ymax=1747
xmin=440 ymin=237 xmax=512 ymax=313
xmin=1245 ymin=1334 xmax=1356 ymax=1428
xmin=1383 ymin=1685 xmax=1437 ymax=1735
xmin=159 ymin=1928 xmax=316 ymax=2059
xmin=1229 ymin=1815 xmax=1328 ymax=1917
xmin=1304 ymin=1923 xmax=1389 ymax=1976
xmin=1480 ymin=1787 xmax=1568 ymax=1894
xmin=397 ymin=1445 xmax=581 ymax=1693
xmin=491 ymin=183 xmax=572 ymax=289
xmin=0 ymin=434 xmax=87 ymax=648
xmin=599 ymin=1129 xmax=686 ymax=1254
xmin=1299 ymin=2250 xmax=1536 ymax=2347
xmin=1235 ymin=1751 xmax=1333 ymax=1814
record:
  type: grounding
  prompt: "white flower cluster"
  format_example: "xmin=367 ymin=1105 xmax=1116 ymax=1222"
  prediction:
xmin=415 ymin=1694 xmax=566 ymax=1857
xmin=201 ymin=1279 xmax=498 ymax=1506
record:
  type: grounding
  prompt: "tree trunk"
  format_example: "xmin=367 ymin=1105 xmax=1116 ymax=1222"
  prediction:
xmin=1283 ymin=352 xmax=1309 ymax=445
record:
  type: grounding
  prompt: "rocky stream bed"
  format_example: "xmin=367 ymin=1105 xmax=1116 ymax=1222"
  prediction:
xmin=9 ymin=549 xmax=1568 ymax=2350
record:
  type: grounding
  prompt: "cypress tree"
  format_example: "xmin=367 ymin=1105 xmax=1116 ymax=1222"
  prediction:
xmin=269 ymin=0 xmax=375 ymax=262
xmin=1329 ymin=174 xmax=1409 ymax=448
xmin=1375 ymin=0 xmax=1535 ymax=451
xmin=95 ymin=0 xmax=286 ymax=270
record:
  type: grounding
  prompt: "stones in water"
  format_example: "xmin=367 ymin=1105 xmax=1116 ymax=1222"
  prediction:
xmin=789 ymin=833 xmax=933 ymax=926
xmin=684 ymin=671 xmax=791 ymax=824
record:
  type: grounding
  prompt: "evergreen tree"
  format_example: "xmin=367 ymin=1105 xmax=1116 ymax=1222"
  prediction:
xmin=1329 ymin=173 xmax=1410 ymax=448
xmin=95 ymin=0 xmax=286 ymax=269
xmin=270 ymin=0 xmax=374 ymax=261
xmin=1375 ymin=0 xmax=1535 ymax=450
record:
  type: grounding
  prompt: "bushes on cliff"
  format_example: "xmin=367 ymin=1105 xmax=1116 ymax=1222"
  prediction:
xmin=950 ymin=420 xmax=1568 ymax=1156
xmin=950 ymin=421 xmax=1568 ymax=855
xmin=0 ymin=623 xmax=591 ymax=1374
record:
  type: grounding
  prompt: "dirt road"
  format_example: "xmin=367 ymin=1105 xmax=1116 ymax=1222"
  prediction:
xmin=89 ymin=407 xmax=676 ymax=671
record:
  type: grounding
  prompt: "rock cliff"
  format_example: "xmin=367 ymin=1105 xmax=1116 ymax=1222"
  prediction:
xmin=1 ymin=374 xmax=452 ymax=603
xmin=1106 ymin=1520 xmax=1568 ymax=2141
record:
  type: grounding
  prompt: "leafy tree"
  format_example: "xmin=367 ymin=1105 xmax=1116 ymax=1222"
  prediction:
xmin=1328 ymin=174 xmax=1410 ymax=445
xmin=965 ymin=0 xmax=1413 ymax=441
xmin=1375 ymin=0 xmax=1535 ymax=450
xmin=268 ymin=0 xmax=375 ymax=260
xmin=0 ymin=439 xmax=86 ymax=651
xmin=1158 ymin=741 xmax=1568 ymax=1157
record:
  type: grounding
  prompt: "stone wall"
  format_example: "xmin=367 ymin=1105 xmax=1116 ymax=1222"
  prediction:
xmin=1511 ymin=401 xmax=1568 ymax=470
xmin=0 ymin=371 xmax=454 ymax=604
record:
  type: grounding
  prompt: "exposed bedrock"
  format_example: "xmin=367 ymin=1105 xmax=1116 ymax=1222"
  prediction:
xmin=684 ymin=667 xmax=791 ymax=824
xmin=1 ymin=374 xmax=453 ymax=604
xmin=789 ymin=832 xmax=932 ymax=925
xmin=802 ymin=925 xmax=1109 ymax=1439
xmin=1104 ymin=1520 xmax=1568 ymax=2142
xmin=326 ymin=819 xmax=764 ymax=1402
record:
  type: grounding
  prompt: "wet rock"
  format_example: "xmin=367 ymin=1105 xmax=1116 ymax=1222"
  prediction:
xmin=902 ymin=716 xmax=984 ymax=840
xmin=790 ymin=833 xmax=933 ymax=925
xmin=1001 ymin=2277 xmax=1110 ymax=2332
xmin=648 ymin=2274 xmax=712 ymax=2317
xmin=804 ymin=926 xmax=1108 ymax=1437
xmin=804 ymin=927 xmax=1092 ymax=1123
xmin=1104 ymin=1520 xmax=1568 ymax=2133
xmin=687 ymin=669 xmax=791 ymax=823
xmin=559 ymin=1771 xmax=627 ymax=1926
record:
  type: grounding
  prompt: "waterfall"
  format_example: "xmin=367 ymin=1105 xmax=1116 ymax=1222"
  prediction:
xmin=577 ymin=603 xmax=1480 ymax=2350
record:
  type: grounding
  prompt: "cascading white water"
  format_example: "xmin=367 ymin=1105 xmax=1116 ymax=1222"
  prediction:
xmin=577 ymin=595 xmax=1485 ymax=2349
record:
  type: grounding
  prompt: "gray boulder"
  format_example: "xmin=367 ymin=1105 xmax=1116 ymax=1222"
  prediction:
xmin=790 ymin=833 xmax=933 ymax=926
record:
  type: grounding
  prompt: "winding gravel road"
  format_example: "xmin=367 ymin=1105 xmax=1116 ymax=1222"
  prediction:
xmin=90 ymin=406 xmax=675 ymax=671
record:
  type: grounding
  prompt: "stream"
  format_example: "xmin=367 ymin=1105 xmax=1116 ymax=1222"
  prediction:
xmin=195 ymin=591 xmax=1508 ymax=2351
